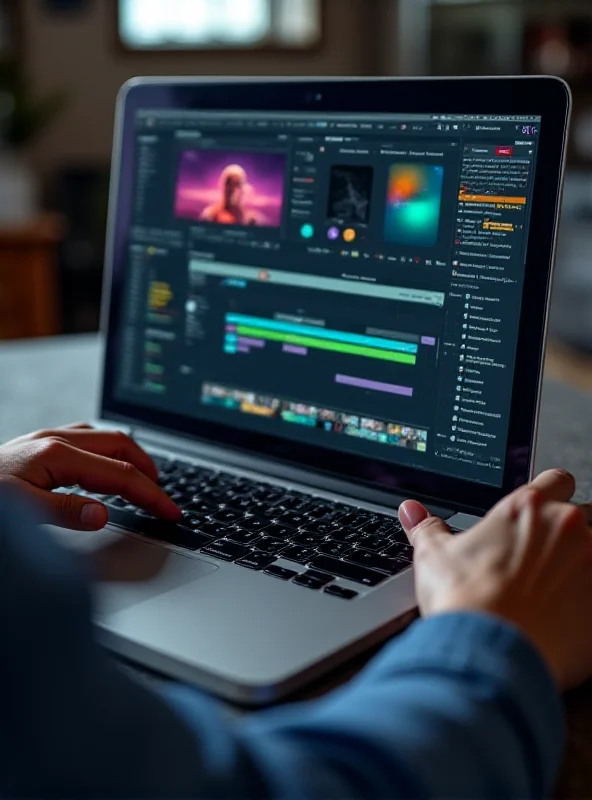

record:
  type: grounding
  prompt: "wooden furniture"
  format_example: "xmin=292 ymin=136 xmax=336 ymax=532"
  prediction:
xmin=0 ymin=214 xmax=63 ymax=339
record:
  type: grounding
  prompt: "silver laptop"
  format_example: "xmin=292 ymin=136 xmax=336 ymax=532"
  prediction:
xmin=52 ymin=77 xmax=570 ymax=705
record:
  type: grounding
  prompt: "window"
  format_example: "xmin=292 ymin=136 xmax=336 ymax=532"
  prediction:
xmin=118 ymin=0 xmax=321 ymax=50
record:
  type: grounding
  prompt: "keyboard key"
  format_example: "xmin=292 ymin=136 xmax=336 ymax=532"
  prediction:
xmin=200 ymin=540 xmax=249 ymax=562
xmin=274 ymin=491 xmax=308 ymax=509
xmin=229 ymin=477 xmax=258 ymax=492
xmin=210 ymin=508 xmax=245 ymax=524
xmin=197 ymin=521 xmax=231 ymax=538
xmin=344 ymin=549 xmax=402 ymax=575
xmin=382 ymin=542 xmax=413 ymax=561
xmin=264 ymin=565 xmax=298 ymax=581
xmin=396 ymin=548 xmax=414 ymax=564
xmin=107 ymin=508 xmax=209 ymax=551
xmin=362 ymin=520 xmax=388 ymax=535
xmin=275 ymin=511 xmax=309 ymax=528
xmin=239 ymin=516 xmax=272 ymax=532
xmin=157 ymin=462 xmax=175 ymax=475
xmin=235 ymin=551 xmax=276 ymax=570
xmin=281 ymin=545 xmax=317 ymax=564
xmin=169 ymin=491 xmax=189 ymax=504
xmin=305 ymin=570 xmax=334 ymax=584
xmin=226 ymin=496 xmax=258 ymax=511
xmin=182 ymin=512 xmax=208 ymax=529
xmin=301 ymin=520 xmax=336 ymax=535
xmin=343 ymin=511 xmax=376 ymax=528
xmin=243 ymin=500 xmax=276 ymax=517
xmin=291 ymin=532 xmax=326 ymax=547
xmin=208 ymin=474 xmax=235 ymax=488
xmin=262 ymin=524 xmax=294 ymax=539
xmin=331 ymin=528 xmax=365 ymax=545
xmin=253 ymin=537 xmax=288 ymax=555
xmin=316 ymin=541 xmax=352 ymax=558
xmin=324 ymin=585 xmax=358 ymax=600
xmin=387 ymin=527 xmax=409 ymax=545
xmin=304 ymin=503 xmax=334 ymax=519
xmin=357 ymin=535 xmax=391 ymax=552
xmin=200 ymin=491 xmax=233 ymax=507
xmin=308 ymin=556 xmax=387 ymax=587
xmin=336 ymin=512 xmax=360 ymax=526
xmin=293 ymin=573 xmax=328 ymax=590
xmin=185 ymin=499 xmax=218 ymax=515
xmin=225 ymin=528 xmax=263 ymax=546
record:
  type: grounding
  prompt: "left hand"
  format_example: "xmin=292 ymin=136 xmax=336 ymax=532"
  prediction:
xmin=0 ymin=423 xmax=181 ymax=531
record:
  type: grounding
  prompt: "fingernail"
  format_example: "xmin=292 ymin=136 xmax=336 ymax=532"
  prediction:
xmin=80 ymin=503 xmax=107 ymax=530
xmin=399 ymin=501 xmax=428 ymax=531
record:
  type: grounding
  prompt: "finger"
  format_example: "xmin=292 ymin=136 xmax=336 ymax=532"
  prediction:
xmin=49 ymin=430 xmax=159 ymax=482
xmin=490 ymin=469 xmax=578 ymax=524
xmin=527 ymin=469 xmax=576 ymax=503
xmin=5 ymin=423 xmax=94 ymax=447
xmin=26 ymin=485 xmax=108 ymax=531
xmin=399 ymin=500 xmax=430 ymax=539
xmin=39 ymin=440 xmax=180 ymax=520
xmin=400 ymin=504 xmax=452 ymax=550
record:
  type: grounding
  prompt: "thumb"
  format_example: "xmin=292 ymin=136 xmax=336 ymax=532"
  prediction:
xmin=399 ymin=500 xmax=452 ymax=549
xmin=36 ymin=488 xmax=108 ymax=531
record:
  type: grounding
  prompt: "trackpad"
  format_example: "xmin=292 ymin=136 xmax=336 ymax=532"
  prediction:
xmin=44 ymin=525 xmax=218 ymax=615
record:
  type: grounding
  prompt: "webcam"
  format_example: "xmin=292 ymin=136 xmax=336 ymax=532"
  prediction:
xmin=306 ymin=92 xmax=323 ymax=103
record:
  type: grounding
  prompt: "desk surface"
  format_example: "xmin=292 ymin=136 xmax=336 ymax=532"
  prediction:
xmin=1 ymin=333 xmax=592 ymax=796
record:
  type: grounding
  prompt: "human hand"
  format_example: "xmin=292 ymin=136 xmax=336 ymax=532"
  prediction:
xmin=0 ymin=423 xmax=181 ymax=531
xmin=399 ymin=469 xmax=592 ymax=691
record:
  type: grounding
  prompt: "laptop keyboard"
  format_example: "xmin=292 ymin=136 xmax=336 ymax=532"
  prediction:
xmin=74 ymin=454 xmax=416 ymax=600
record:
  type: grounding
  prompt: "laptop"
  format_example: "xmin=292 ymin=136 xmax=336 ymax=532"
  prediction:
xmin=52 ymin=77 xmax=570 ymax=705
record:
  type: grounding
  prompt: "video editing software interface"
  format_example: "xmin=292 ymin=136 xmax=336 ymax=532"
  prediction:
xmin=115 ymin=108 xmax=542 ymax=487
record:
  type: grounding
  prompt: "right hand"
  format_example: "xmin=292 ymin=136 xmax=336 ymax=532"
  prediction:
xmin=399 ymin=469 xmax=592 ymax=691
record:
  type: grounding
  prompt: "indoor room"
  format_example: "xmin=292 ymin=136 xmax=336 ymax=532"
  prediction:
xmin=1 ymin=1 xmax=592 ymax=797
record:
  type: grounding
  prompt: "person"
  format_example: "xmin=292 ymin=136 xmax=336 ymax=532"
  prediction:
xmin=200 ymin=164 xmax=258 ymax=225
xmin=0 ymin=423 xmax=591 ymax=798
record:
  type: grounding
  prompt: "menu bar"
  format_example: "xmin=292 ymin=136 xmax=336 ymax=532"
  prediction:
xmin=137 ymin=110 xmax=541 ymax=125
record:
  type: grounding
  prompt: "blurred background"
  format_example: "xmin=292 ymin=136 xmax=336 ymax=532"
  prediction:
xmin=1 ymin=0 xmax=592 ymax=387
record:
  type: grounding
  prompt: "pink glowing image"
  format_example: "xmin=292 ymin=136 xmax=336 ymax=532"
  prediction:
xmin=174 ymin=149 xmax=286 ymax=227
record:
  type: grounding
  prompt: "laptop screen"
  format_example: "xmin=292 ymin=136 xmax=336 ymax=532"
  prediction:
xmin=112 ymin=108 xmax=542 ymax=489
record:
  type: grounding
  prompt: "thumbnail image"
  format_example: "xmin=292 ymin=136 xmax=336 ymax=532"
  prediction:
xmin=384 ymin=163 xmax=444 ymax=247
xmin=327 ymin=165 xmax=373 ymax=224
xmin=200 ymin=382 xmax=429 ymax=453
xmin=174 ymin=149 xmax=286 ymax=227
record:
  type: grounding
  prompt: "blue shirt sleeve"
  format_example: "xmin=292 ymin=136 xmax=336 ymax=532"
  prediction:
xmin=0 ymin=486 xmax=565 ymax=798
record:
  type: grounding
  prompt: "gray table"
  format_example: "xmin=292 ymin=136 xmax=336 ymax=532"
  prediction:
xmin=2 ymin=334 xmax=592 ymax=796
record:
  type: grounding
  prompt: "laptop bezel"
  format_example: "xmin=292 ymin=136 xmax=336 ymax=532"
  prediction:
xmin=99 ymin=76 xmax=570 ymax=516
